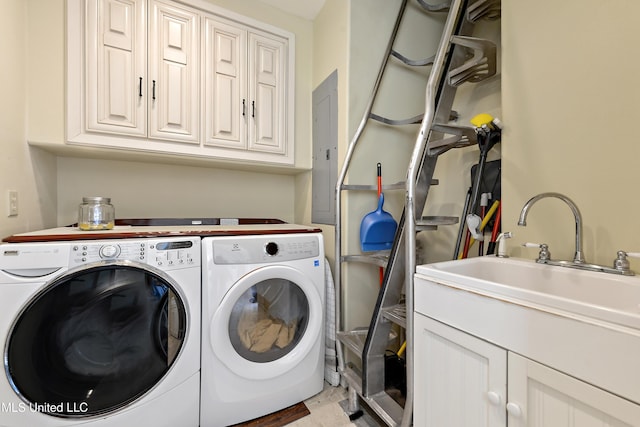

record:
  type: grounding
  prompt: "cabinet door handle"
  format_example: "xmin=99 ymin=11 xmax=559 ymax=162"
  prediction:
xmin=242 ymin=99 xmax=246 ymax=116
xmin=252 ymin=100 xmax=255 ymax=118
xmin=139 ymin=77 xmax=143 ymax=97
xmin=487 ymin=391 xmax=501 ymax=406
xmin=152 ymin=80 xmax=156 ymax=100
xmin=506 ymin=402 xmax=522 ymax=418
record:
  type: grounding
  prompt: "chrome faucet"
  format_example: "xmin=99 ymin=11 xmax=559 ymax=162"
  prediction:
xmin=518 ymin=192 xmax=635 ymax=275
xmin=517 ymin=192 xmax=585 ymax=264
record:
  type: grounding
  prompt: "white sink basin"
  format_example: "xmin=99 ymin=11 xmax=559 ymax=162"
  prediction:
xmin=416 ymin=257 xmax=640 ymax=329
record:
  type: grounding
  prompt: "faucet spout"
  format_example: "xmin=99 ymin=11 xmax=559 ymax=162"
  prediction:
xmin=517 ymin=192 xmax=585 ymax=264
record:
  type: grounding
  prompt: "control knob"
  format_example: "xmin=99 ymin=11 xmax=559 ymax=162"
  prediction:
xmin=265 ymin=242 xmax=279 ymax=256
xmin=99 ymin=244 xmax=120 ymax=259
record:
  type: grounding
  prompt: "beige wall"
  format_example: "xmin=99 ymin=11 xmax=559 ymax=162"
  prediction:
xmin=56 ymin=157 xmax=296 ymax=225
xmin=0 ymin=0 xmax=57 ymax=239
xmin=502 ymin=0 xmax=640 ymax=266
xmin=6 ymin=0 xmax=635 ymax=272
xmin=305 ymin=0 xmax=350 ymax=267
xmin=338 ymin=0 xmax=428 ymax=333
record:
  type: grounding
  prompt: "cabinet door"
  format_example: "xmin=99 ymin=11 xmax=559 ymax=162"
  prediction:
xmin=203 ymin=17 xmax=247 ymax=149
xmin=414 ymin=314 xmax=507 ymax=427
xmin=148 ymin=0 xmax=199 ymax=143
xmin=86 ymin=0 xmax=146 ymax=136
xmin=248 ymin=32 xmax=287 ymax=155
xmin=508 ymin=352 xmax=640 ymax=427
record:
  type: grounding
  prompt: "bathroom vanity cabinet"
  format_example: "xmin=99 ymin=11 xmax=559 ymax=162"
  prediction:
xmin=414 ymin=268 xmax=640 ymax=426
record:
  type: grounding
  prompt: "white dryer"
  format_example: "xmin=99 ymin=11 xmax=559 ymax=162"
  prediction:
xmin=200 ymin=232 xmax=325 ymax=426
xmin=0 ymin=237 xmax=201 ymax=427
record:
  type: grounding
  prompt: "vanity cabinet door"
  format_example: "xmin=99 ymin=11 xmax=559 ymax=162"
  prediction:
xmin=507 ymin=352 xmax=640 ymax=427
xmin=414 ymin=314 xmax=507 ymax=427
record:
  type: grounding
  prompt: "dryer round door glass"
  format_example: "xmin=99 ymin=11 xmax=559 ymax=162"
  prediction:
xmin=211 ymin=265 xmax=322 ymax=380
xmin=4 ymin=263 xmax=188 ymax=418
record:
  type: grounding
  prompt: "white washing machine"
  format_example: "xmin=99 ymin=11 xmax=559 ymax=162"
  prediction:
xmin=200 ymin=232 xmax=325 ymax=426
xmin=0 ymin=237 xmax=201 ymax=427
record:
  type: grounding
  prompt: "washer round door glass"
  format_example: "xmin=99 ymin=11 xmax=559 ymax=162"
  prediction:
xmin=5 ymin=263 xmax=187 ymax=418
xmin=229 ymin=278 xmax=308 ymax=363
xmin=211 ymin=265 xmax=322 ymax=380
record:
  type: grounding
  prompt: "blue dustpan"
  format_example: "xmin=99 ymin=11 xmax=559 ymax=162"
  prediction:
xmin=360 ymin=193 xmax=398 ymax=252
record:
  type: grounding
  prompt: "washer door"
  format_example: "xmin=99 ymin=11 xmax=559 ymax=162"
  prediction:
xmin=4 ymin=262 xmax=187 ymax=418
xmin=210 ymin=265 xmax=322 ymax=380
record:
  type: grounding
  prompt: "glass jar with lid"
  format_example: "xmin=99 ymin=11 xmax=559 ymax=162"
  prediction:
xmin=78 ymin=197 xmax=115 ymax=230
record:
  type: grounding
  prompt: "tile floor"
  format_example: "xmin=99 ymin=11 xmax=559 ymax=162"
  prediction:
xmin=287 ymin=383 xmax=382 ymax=427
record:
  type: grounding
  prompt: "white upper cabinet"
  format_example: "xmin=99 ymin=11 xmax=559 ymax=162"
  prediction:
xmin=69 ymin=0 xmax=295 ymax=167
xmin=86 ymin=0 xmax=146 ymax=136
xmin=204 ymin=17 xmax=287 ymax=157
xmin=148 ymin=0 xmax=200 ymax=143
xmin=203 ymin=17 xmax=247 ymax=149
xmin=248 ymin=32 xmax=286 ymax=155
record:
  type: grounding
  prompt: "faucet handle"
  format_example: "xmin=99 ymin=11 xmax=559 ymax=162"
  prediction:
xmin=622 ymin=251 xmax=640 ymax=258
xmin=522 ymin=242 xmax=542 ymax=248
xmin=613 ymin=251 xmax=640 ymax=274
xmin=522 ymin=242 xmax=551 ymax=261
xmin=495 ymin=232 xmax=512 ymax=258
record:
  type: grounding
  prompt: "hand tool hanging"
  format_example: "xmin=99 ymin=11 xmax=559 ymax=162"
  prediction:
xmin=465 ymin=114 xmax=502 ymax=245
xmin=460 ymin=199 xmax=500 ymax=259
xmin=360 ymin=164 xmax=397 ymax=243
xmin=360 ymin=163 xmax=397 ymax=285
xmin=377 ymin=164 xmax=384 ymax=285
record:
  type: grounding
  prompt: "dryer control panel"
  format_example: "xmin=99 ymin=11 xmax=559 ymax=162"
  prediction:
xmin=212 ymin=234 xmax=320 ymax=265
xmin=70 ymin=237 xmax=200 ymax=269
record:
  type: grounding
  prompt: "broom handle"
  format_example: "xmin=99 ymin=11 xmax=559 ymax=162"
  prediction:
xmin=377 ymin=162 xmax=383 ymax=286
xmin=377 ymin=163 xmax=382 ymax=197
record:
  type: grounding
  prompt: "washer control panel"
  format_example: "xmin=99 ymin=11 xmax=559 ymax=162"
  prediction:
xmin=70 ymin=237 xmax=200 ymax=269
xmin=212 ymin=234 xmax=320 ymax=265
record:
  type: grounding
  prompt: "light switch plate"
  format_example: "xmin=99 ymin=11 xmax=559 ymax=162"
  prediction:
xmin=8 ymin=190 xmax=18 ymax=217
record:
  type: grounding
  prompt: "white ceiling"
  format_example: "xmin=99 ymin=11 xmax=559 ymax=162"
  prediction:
xmin=257 ymin=0 xmax=326 ymax=20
